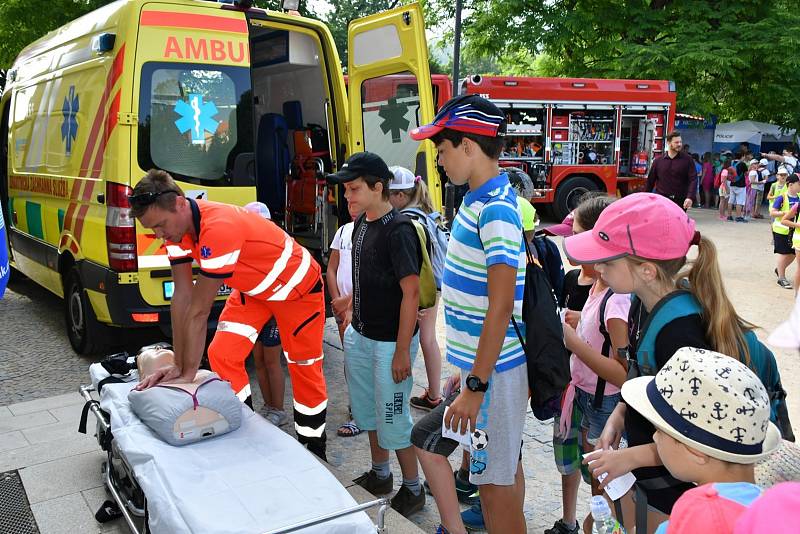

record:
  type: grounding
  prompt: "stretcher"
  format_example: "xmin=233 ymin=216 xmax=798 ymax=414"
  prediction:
xmin=78 ymin=360 xmax=387 ymax=534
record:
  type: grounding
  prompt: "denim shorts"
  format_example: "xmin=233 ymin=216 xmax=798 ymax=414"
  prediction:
xmin=344 ymin=326 xmax=419 ymax=450
xmin=256 ymin=318 xmax=281 ymax=347
xmin=573 ymin=388 xmax=622 ymax=445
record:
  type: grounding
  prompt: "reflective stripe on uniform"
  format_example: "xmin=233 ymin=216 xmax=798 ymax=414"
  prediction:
xmin=283 ymin=351 xmax=324 ymax=366
xmin=294 ymin=398 xmax=327 ymax=416
xmin=269 ymin=246 xmax=311 ymax=301
xmin=216 ymin=321 xmax=259 ymax=343
xmin=166 ymin=245 xmax=192 ymax=257
xmin=235 ymin=383 xmax=251 ymax=402
xmin=200 ymin=249 xmax=241 ymax=270
xmin=295 ymin=422 xmax=326 ymax=438
xmin=245 ymin=236 xmax=294 ymax=297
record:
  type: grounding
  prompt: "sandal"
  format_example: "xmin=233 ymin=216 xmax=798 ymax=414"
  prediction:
xmin=337 ymin=420 xmax=362 ymax=437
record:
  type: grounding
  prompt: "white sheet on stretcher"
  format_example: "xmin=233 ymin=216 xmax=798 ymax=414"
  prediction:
xmin=98 ymin=381 xmax=374 ymax=534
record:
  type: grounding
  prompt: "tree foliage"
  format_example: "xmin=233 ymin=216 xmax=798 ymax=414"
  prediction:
xmin=0 ymin=0 xmax=115 ymax=67
xmin=430 ymin=0 xmax=800 ymax=130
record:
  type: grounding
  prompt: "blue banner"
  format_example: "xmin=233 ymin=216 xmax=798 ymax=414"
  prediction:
xmin=0 ymin=208 xmax=9 ymax=299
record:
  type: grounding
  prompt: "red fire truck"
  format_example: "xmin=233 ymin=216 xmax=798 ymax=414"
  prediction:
xmin=350 ymin=73 xmax=676 ymax=219
xmin=460 ymin=75 xmax=677 ymax=218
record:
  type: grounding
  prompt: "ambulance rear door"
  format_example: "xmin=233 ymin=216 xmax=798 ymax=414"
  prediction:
xmin=346 ymin=3 xmax=440 ymax=209
xmin=132 ymin=3 xmax=254 ymax=308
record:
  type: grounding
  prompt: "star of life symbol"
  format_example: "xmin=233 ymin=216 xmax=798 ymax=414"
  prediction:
xmin=174 ymin=94 xmax=219 ymax=145
xmin=61 ymin=85 xmax=79 ymax=156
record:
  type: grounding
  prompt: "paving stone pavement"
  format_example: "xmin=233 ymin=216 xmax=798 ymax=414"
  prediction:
xmin=9 ymin=208 xmax=797 ymax=532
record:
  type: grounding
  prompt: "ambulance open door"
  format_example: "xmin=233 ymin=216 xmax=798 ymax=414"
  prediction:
xmin=347 ymin=3 xmax=441 ymax=210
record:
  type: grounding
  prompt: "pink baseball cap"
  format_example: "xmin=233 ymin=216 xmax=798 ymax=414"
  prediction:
xmin=563 ymin=192 xmax=697 ymax=263
xmin=662 ymin=482 xmax=762 ymax=534
xmin=542 ymin=211 xmax=575 ymax=237
xmin=734 ymin=482 xmax=800 ymax=533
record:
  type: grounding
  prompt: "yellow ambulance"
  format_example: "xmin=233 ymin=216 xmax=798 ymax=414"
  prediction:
xmin=0 ymin=0 xmax=438 ymax=354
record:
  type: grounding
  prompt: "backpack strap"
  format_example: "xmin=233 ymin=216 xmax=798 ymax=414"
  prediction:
xmin=593 ymin=288 xmax=615 ymax=409
xmin=635 ymin=291 xmax=701 ymax=377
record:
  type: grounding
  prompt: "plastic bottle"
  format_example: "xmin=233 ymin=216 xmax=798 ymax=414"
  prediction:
xmin=590 ymin=496 xmax=626 ymax=534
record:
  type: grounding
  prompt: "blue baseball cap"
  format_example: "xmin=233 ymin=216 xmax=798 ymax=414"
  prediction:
xmin=410 ymin=95 xmax=506 ymax=141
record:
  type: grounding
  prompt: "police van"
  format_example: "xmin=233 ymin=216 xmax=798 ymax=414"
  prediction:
xmin=0 ymin=0 xmax=438 ymax=354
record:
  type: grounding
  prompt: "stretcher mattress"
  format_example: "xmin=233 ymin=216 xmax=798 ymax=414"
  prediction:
xmin=97 ymin=378 xmax=374 ymax=534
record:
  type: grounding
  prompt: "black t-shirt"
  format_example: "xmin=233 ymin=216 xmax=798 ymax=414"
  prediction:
xmin=623 ymin=294 xmax=710 ymax=512
xmin=351 ymin=209 xmax=421 ymax=342
xmin=561 ymin=268 xmax=592 ymax=311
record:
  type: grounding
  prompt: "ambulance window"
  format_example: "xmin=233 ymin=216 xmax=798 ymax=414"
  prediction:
xmin=138 ymin=63 xmax=253 ymax=184
xmin=360 ymin=72 xmax=424 ymax=177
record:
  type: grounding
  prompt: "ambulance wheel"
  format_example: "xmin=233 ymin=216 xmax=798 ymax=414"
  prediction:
xmin=64 ymin=267 xmax=109 ymax=355
xmin=553 ymin=176 xmax=600 ymax=220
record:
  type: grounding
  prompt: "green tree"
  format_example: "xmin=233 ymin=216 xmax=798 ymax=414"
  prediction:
xmin=0 ymin=0 xmax=116 ymax=67
xmin=431 ymin=0 xmax=800 ymax=130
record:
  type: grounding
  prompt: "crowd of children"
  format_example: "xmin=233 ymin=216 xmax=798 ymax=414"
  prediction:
xmin=239 ymin=94 xmax=797 ymax=533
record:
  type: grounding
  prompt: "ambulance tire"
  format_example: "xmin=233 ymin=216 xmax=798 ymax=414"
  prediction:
xmin=553 ymin=176 xmax=600 ymax=221
xmin=64 ymin=267 xmax=111 ymax=355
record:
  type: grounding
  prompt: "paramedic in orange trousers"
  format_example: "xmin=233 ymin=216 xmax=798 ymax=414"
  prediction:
xmin=129 ymin=169 xmax=328 ymax=460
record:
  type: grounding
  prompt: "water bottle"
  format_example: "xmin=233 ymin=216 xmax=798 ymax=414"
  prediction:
xmin=590 ymin=496 xmax=626 ymax=534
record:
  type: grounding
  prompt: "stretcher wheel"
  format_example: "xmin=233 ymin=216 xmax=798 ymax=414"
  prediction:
xmin=95 ymin=500 xmax=123 ymax=523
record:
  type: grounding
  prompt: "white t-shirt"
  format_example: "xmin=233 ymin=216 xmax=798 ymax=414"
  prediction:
xmin=750 ymin=169 xmax=769 ymax=191
xmin=784 ymin=156 xmax=798 ymax=174
xmin=330 ymin=222 xmax=354 ymax=297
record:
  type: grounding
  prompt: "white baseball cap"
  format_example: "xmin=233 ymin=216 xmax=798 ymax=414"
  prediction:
xmin=778 ymin=166 xmax=790 ymax=175
xmin=388 ymin=166 xmax=418 ymax=190
xmin=244 ymin=201 xmax=271 ymax=220
xmin=749 ymin=159 xmax=759 ymax=166
xmin=760 ymin=158 xmax=769 ymax=167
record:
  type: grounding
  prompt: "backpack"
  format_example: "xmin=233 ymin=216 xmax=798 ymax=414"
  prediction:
xmin=353 ymin=213 xmax=437 ymax=310
xmin=532 ymin=232 xmax=566 ymax=301
xmin=633 ymin=290 xmax=794 ymax=441
xmin=402 ymin=207 xmax=450 ymax=289
xmin=511 ymin=237 xmax=571 ymax=420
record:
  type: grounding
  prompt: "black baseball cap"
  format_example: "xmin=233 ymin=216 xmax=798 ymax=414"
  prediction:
xmin=326 ymin=151 xmax=393 ymax=184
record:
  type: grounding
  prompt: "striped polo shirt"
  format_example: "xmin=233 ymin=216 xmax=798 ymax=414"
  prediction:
xmin=442 ymin=174 xmax=527 ymax=372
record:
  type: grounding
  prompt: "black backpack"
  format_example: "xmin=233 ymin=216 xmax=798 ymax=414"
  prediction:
xmin=532 ymin=232 xmax=566 ymax=303
xmin=511 ymin=238 xmax=571 ymax=420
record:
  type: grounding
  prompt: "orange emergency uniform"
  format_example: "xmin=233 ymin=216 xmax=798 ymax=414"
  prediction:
xmin=166 ymin=199 xmax=327 ymax=451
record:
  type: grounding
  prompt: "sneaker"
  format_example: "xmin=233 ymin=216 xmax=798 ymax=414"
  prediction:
xmin=265 ymin=408 xmax=288 ymax=427
xmin=727 ymin=216 xmax=734 ymax=221
xmin=410 ymin=389 xmax=443 ymax=411
xmin=390 ymin=485 xmax=425 ymax=518
xmin=435 ymin=525 xmax=452 ymax=534
xmin=354 ymin=470 xmax=393 ymax=495
xmin=422 ymin=470 xmax=480 ymax=506
xmin=461 ymin=501 xmax=486 ymax=531
xmin=778 ymin=278 xmax=793 ymax=289
xmin=735 ymin=217 xmax=745 ymax=222
xmin=719 ymin=216 xmax=727 ymax=221
xmin=544 ymin=519 xmax=580 ymax=534
xmin=454 ymin=470 xmax=480 ymax=505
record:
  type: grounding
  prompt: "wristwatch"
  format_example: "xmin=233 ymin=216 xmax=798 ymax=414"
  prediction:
xmin=465 ymin=374 xmax=489 ymax=393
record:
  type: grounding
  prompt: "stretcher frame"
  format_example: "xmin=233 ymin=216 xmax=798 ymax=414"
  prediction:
xmin=79 ymin=384 xmax=390 ymax=534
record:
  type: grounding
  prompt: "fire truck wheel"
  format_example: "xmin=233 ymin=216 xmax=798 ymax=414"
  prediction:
xmin=64 ymin=267 xmax=111 ymax=355
xmin=553 ymin=176 xmax=600 ymax=220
